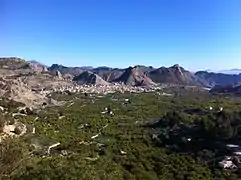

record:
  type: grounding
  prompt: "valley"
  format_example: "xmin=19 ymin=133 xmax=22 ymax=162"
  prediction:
xmin=0 ymin=58 xmax=241 ymax=179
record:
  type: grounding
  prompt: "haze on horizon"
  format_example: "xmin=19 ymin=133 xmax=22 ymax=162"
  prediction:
xmin=1 ymin=0 xmax=241 ymax=71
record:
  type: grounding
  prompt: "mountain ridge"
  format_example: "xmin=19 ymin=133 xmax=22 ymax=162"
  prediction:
xmin=1 ymin=57 xmax=241 ymax=88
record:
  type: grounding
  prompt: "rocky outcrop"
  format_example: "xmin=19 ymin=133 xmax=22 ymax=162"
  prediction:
xmin=2 ymin=121 xmax=27 ymax=136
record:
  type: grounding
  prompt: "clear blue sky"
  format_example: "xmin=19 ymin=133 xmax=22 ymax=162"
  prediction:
xmin=1 ymin=0 xmax=241 ymax=71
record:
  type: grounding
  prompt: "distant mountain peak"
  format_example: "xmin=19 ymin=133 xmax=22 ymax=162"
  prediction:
xmin=114 ymin=66 xmax=155 ymax=86
xmin=172 ymin=64 xmax=181 ymax=68
xmin=149 ymin=64 xmax=198 ymax=85
xmin=73 ymin=71 xmax=109 ymax=85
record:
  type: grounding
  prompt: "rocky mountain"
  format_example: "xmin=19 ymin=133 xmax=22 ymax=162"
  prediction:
xmin=131 ymin=65 xmax=155 ymax=73
xmin=149 ymin=64 xmax=199 ymax=85
xmin=48 ymin=64 xmax=85 ymax=76
xmin=0 ymin=77 xmax=47 ymax=107
xmin=114 ymin=66 xmax=156 ymax=86
xmin=210 ymin=84 xmax=241 ymax=95
xmin=3 ymin=57 xmax=241 ymax=89
xmin=0 ymin=58 xmax=76 ymax=107
xmin=0 ymin=57 xmax=50 ymax=77
xmin=47 ymin=63 xmax=202 ymax=86
xmin=73 ymin=71 xmax=109 ymax=85
xmin=30 ymin=61 xmax=241 ymax=88
xmin=0 ymin=57 xmax=29 ymax=70
xmin=92 ymin=67 xmax=124 ymax=82
xmin=28 ymin=60 xmax=48 ymax=73
xmin=195 ymin=71 xmax=241 ymax=87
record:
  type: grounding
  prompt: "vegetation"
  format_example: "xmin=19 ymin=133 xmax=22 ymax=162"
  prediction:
xmin=2 ymin=89 xmax=241 ymax=179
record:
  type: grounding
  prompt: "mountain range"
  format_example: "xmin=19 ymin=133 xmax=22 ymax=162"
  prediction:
xmin=1 ymin=57 xmax=241 ymax=89
xmin=217 ymin=69 xmax=241 ymax=75
xmin=46 ymin=63 xmax=241 ymax=88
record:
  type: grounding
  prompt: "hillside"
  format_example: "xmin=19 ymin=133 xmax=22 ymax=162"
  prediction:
xmin=92 ymin=67 xmax=124 ymax=82
xmin=149 ymin=64 xmax=199 ymax=85
xmin=0 ymin=58 xmax=75 ymax=107
xmin=48 ymin=64 xmax=86 ymax=76
xmin=28 ymin=60 xmax=48 ymax=73
xmin=210 ymin=84 xmax=241 ymax=95
xmin=3 ymin=57 xmax=241 ymax=89
xmin=73 ymin=71 xmax=109 ymax=85
xmin=46 ymin=62 xmax=241 ymax=87
xmin=2 ymin=87 xmax=241 ymax=179
xmin=195 ymin=71 xmax=241 ymax=87
xmin=1 ymin=57 xmax=241 ymax=179
xmin=114 ymin=66 xmax=156 ymax=86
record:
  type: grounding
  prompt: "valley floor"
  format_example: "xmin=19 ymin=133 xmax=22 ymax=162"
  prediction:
xmin=1 ymin=89 xmax=241 ymax=179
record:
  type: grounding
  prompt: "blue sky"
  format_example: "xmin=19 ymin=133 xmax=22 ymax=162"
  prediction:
xmin=1 ymin=0 xmax=241 ymax=71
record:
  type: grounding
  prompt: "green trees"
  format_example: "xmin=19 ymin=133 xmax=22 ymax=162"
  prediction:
xmin=2 ymin=91 xmax=241 ymax=179
xmin=0 ymin=139 xmax=30 ymax=179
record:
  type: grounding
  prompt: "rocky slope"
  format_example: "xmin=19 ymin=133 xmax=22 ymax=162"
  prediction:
xmin=48 ymin=64 xmax=93 ymax=76
xmin=73 ymin=71 xmax=109 ymax=85
xmin=0 ymin=58 xmax=76 ymax=107
xmin=46 ymin=62 xmax=241 ymax=87
xmin=149 ymin=64 xmax=199 ymax=85
xmin=195 ymin=71 xmax=241 ymax=87
xmin=114 ymin=66 xmax=156 ymax=86
xmin=48 ymin=64 xmax=83 ymax=76
xmin=0 ymin=77 xmax=47 ymax=107
xmin=3 ymin=57 xmax=241 ymax=89
xmin=92 ymin=67 xmax=124 ymax=82
xmin=28 ymin=60 xmax=48 ymax=73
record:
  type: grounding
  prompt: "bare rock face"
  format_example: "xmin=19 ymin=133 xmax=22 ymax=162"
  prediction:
xmin=48 ymin=64 xmax=85 ymax=76
xmin=92 ymin=67 xmax=124 ymax=82
xmin=28 ymin=60 xmax=48 ymax=73
xmin=0 ymin=57 xmax=74 ymax=108
xmin=149 ymin=64 xmax=199 ymax=85
xmin=73 ymin=71 xmax=109 ymax=85
xmin=114 ymin=66 xmax=156 ymax=86
xmin=0 ymin=78 xmax=47 ymax=108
